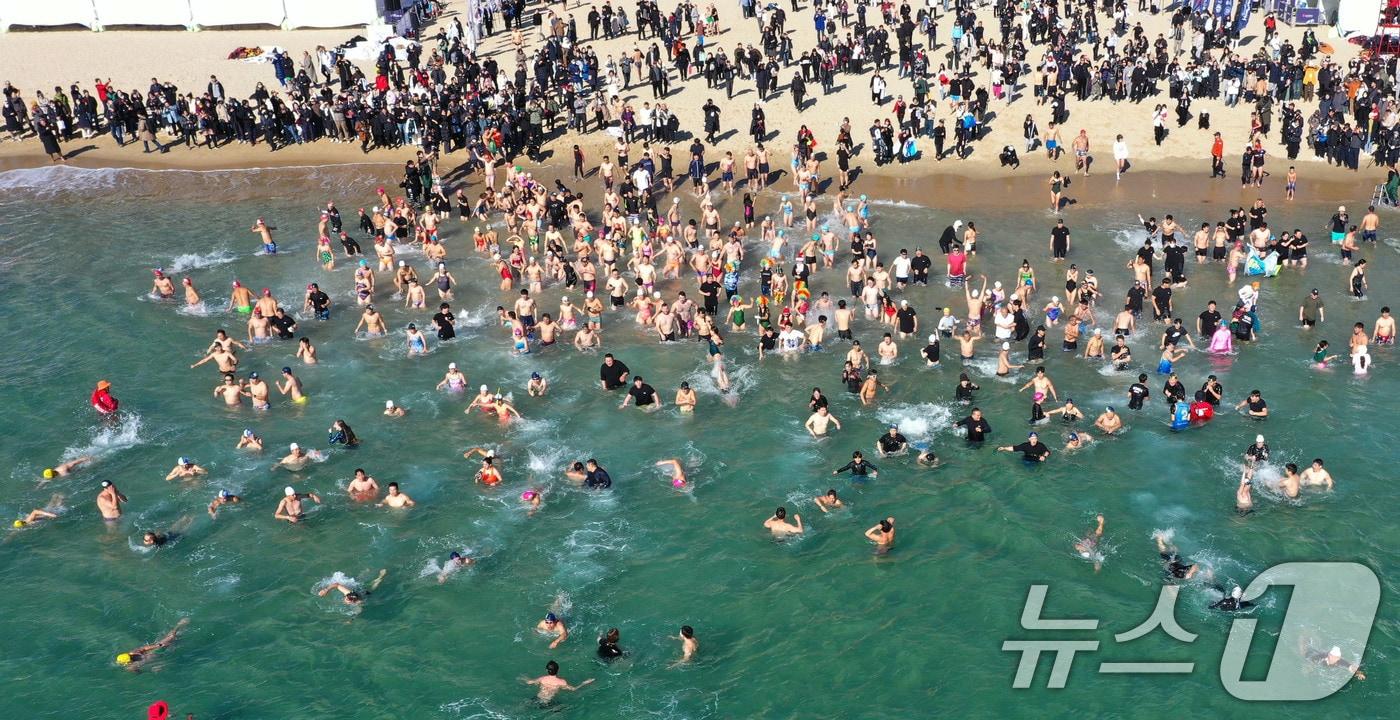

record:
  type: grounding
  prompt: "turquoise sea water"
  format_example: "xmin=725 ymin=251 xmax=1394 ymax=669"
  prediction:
xmin=0 ymin=164 xmax=1396 ymax=718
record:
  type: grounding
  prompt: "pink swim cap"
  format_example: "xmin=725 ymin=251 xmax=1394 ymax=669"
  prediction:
xmin=672 ymin=478 xmax=685 ymax=488
xmin=521 ymin=490 xmax=538 ymax=501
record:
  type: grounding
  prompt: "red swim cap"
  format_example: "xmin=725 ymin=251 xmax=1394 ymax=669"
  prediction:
xmin=148 ymin=701 xmax=169 ymax=720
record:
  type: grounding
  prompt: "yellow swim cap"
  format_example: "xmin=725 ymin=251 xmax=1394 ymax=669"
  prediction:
xmin=115 ymin=653 xmax=132 ymax=665
xmin=42 ymin=468 xmax=55 ymax=479
xmin=12 ymin=520 xmax=24 ymax=528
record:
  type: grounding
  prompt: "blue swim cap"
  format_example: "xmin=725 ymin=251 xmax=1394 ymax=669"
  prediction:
xmin=531 ymin=372 xmax=541 ymax=379
xmin=449 ymin=551 xmax=461 ymax=560
xmin=243 ymin=428 xmax=254 ymax=437
xmin=545 ymin=612 xmax=558 ymax=622
xmin=1028 ymin=432 xmax=1038 ymax=438
xmin=178 ymin=456 xmax=190 ymax=465
xmin=219 ymin=489 xmax=230 ymax=499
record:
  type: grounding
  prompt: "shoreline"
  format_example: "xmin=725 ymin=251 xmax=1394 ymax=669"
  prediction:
xmin=3 ymin=137 xmax=1384 ymax=212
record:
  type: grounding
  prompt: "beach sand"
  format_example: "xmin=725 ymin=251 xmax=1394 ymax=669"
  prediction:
xmin=0 ymin=0 xmax=1381 ymax=201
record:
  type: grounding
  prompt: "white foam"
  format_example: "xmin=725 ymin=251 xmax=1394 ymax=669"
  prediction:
xmin=875 ymin=403 xmax=954 ymax=439
xmin=63 ymin=415 xmax=144 ymax=460
xmin=165 ymin=251 xmax=239 ymax=273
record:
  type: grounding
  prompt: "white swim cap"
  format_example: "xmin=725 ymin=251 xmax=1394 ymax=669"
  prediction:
xmin=1093 ymin=328 xmax=1102 ymax=335
xmin=385 ymin=400 xmax=395 ymax=409
xmin=448 ymin=362 xmax=457 ymax=369
xmin=1256 ymin=434 xmax=1265 ymax=443
xmin=480 ymin=385 xmax=489 ymax=393
xmin=1001 ymin=342 xmax=1010 ymax=350
xmin=1231 ymin=586 xmax=1242 ymax=599
xmin=971 ymin=289 xmax=979 ymax=298
xmin=284 ymin=486 xmax=296 ymax=496
xmin=289 ymin=442 xmax=300 ymax=451
xmin=398 ymin=260 xmax=406 ymax=267
xmin=586 ymin=290 xmax=595 ymax=297
xmin=1329 ymin=646 xmax=1342 ymax=658
xmin=929 ymin=334 xmax=938 ymax=343
xmin=1052 ymin=295 xmax=1059 ymax=302
xmin=900 ymin=299 xmax=908 ymax=306
xmin=993 ymin=281 xmax=1003 ymax=289
xmin=561 ymin=296 xmax=569 ymax=302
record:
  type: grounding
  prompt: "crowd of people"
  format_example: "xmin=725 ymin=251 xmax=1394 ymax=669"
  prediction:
xmin=9 ymin=0 xmax=1380 ymax=706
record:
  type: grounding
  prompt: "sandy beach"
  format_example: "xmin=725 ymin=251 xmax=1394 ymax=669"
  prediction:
xmin=0 ymin=1 xmax=1383 ymax=199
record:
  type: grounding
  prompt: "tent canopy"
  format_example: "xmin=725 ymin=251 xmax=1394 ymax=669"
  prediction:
xmin=2 ymin=0 xmax=381 ymax=30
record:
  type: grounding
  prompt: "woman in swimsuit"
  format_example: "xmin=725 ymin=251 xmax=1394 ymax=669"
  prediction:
xmin=432 ymin=263 xmax=456 ymax=300
xmin=317 ymin=236 xmax=335 ymax=270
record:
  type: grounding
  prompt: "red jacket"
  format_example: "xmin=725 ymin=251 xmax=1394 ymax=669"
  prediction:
xmin=91 ymin=388 xmax=118 ymax=414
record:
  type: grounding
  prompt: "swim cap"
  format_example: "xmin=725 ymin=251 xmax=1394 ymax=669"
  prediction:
xmin=219 ymin=490 xmax=230 ymax=499
xmin=1231 ymin=586 xmax=1243 ymax=599
xmin=359 ymin=259 xmax=368 ymax=266
xmin=249 ymin=372 xmax=259 ymax=379
xmin=13 ymin=520 xmax=24 ymax=528
xmin=1028 ymin=432 xmax=1038 ymax=438
xmin=1001 ymin=342 xmax=1010 ymax=351
xmin=42 ymin=468 xmax=55 ymax=479
xmin=889 ymin=424 xmax=898 ymax=430
xmin=281 ymin=367 xmax=292 ymax=374
xmin=1051 ymin=295 xmax=1059 ymax=302
xmin=545 ymin=612 xmax=558 ymax=622
xmin=1033 ymin=392 xmax=1045 ymax=401
xmin=1329 ymin=646 xmax=1342 ymax=658
xmin=289 ymin=442 xmax=299 ymax=451
xmin=449 ymin=551 xmax=461 ymax=560
xmin=522 ymin=490 xmax=538 ymax=501
xmin=116 ymin=653 xmax=132 ymax=665
xmin=480 ymin=384 xmax=489 ymax=393
xmin=385 ymin=400 xmax=395 ymax=409
xmin=398 ymin=260 xmax=406 ymax=267
xmin=448 ymin=362 xmax=457 ymax=369
xmin=262 ymin=288 xmax=271 ymax=295
xmin=1106 ymin=406 xmax=1114 ymax=412
xmin=284 ymin=486 xmax=296 ymax=496
xmin=531 ymin=372 xmax=541 ymax=379
xmin=1068 ymin=432 xmax=1079 ymax=440
xmin=928 ymin=334 xmax=938 ymax=343
xmin=101 ymin=480 xmax=111 ymax=488
xmin=586 ymin=290 xmax=594 ymax=297
xmin=243 ymin=428 xmax=253 ymax=437
xmin=1256 ymin=434 xmax=1265 ymax=443
xmin=407 ymin=324 xmax=416 ymax=331
xmin=178 ymin=457 xmax=190 ymax=466
xmin=97 ymin=380 xmax=111 ymax=390
xmin=232 ymin=280 xmax=241 ymax=287
xmin=1093 ymin=328 xmax=1102 ymax=335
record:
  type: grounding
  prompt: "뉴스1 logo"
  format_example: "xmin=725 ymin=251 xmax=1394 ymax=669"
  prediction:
xmin=1003 ymin=562 xmax=1378 ymax=699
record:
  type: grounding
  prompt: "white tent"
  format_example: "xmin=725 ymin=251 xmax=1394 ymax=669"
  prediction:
xmin=0 ymin=0 xmax=96 ymax=30
xmin=91 ymin=0 xmax=191 ymax=27
xmin=1335 ymin=0 xmax=1385 ymax=38
xmin=188 ymin=0 xmax=286 ymax=28
xmin=283 ymin=0 xmax=379 ymax=29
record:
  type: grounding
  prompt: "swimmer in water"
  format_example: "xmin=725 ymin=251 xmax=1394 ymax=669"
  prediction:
xmin=527 ymin=372 xmax=548 ymax=396
xmin=276 ymin=443 xmax=321 ymax=470
xmin=1303 ymin=645 xmax=1366 ymax=681
xmin=207 ymin=489 xmax=241 ymax=518
xmin=815 ymin=489 xmax=844 ymax=512
xmin=11 ymin=495 xmax=63 ymax=528
xmin=672 ymin=625 xmax=699 ymax=666
xmin=376 ymin=482 xmax=416 ymax=508
xmin=114 ymin=618 xmax=188 ymax=673
xmin=1235 ymin=476 xmax=1253 ymax=514
xmin=804 ymin=406 xmax=842 ymax=437
xmin=437 ymin=551 xmax=475 ymax=584
xmin=655 ymin=459 xmax=688 ymax=488
xmin=39 ymin=455 xmax=94 ymax=482
xmin=1210 ymin=586 xmax=1255 ymax=612
xmin=537 ymin=612 xmax=569 ymax=649
xmin=318 ymin=569 xmax=387 ymax=605
xmin=96 ymin=480 xmax=127 ymax=521
xmin=383 ymin=400 xmax=406 ymax=417
xmin=274 ymin=485 xmax=322 ymax=523
xmin=235 ymin=428 xmax=263 ymax=451
xmin=864 ymin=517 xmax=896 ymax=550
xmin=524 ymin=660 xmax=594 ymax=703
xmin=1073 ymin=515 xmax=1105 ymax=571
xmin=1154 ymin=533 xmax=1200 ymax=581
xmin=436 ymin=362 xmax=467 ymax=391
xmin=1065 ymin=430 xmax=1093 ymax=450
xmin=346 ymin=469 xmax=379 ymax=500
xmin=1092 ymin=406 xmax=1125 ymax=434
xmin=142 ymin=515 xmax=192 ymax=547
xmin=164 ymin=457 xmax=208 ymax=480
xmin=764 ymin=506 xmax=804 ymax=536
xmin=1300 ymin=458 xmax=1335 ymax=491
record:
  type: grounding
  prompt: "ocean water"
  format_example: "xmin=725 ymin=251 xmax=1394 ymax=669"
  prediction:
xmin=0 ymin=164 xmax=1396 ymax=718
